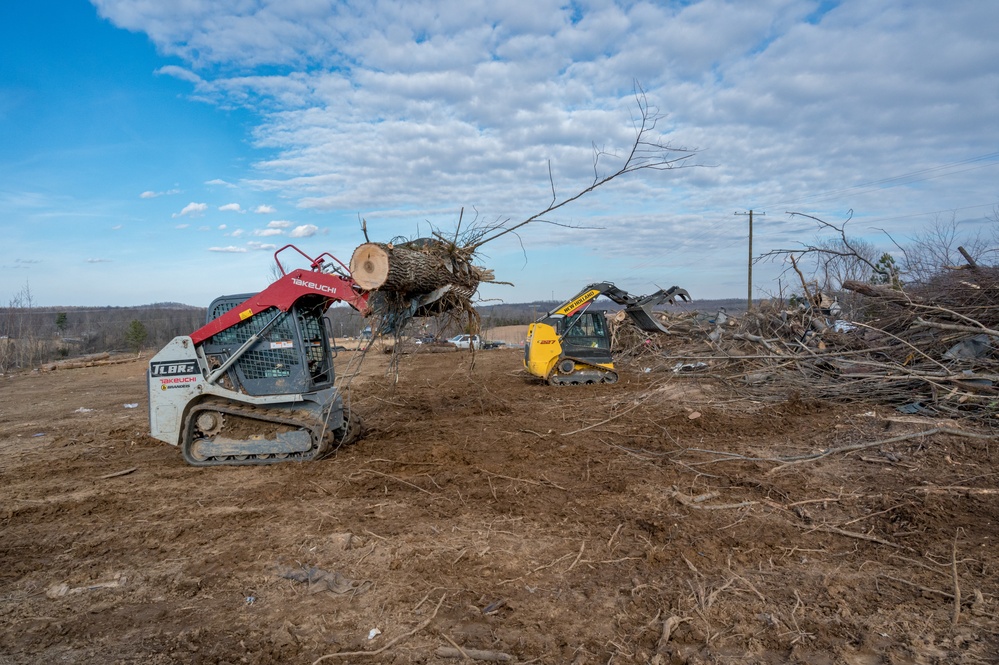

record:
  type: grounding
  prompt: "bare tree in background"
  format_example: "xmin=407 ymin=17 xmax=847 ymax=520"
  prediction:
xmin=814 ymin=235 xmax=881 ymax=289
xmin=759 ymin=212 xmax=896 ymax=318
xmin=0 ymin=282 xmax=41 ymax=372
xmin=893 ymin=213 xmax=991 ymax=284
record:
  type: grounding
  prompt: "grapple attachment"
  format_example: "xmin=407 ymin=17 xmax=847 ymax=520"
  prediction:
xmin=622 ymin=285 xmax=691 ymax=333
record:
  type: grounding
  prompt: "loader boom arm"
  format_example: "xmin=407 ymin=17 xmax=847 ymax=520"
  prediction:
xmin=190 ymin=246 xmax=369 ymax=345
xmin=544 ymin=281 xmax=690 ymax=334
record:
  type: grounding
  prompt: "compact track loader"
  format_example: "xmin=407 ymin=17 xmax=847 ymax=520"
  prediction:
xmin=147 ymin=245 xmax=370 ymax=466
xmin=524 ymin=282 xmax=689 ymax=385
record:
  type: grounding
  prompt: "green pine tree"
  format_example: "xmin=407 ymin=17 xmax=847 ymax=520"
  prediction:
xmin=124 ymin=320 xmax=148 ymax=356
xmin=870 ymin=253 xmax=903 ymax=289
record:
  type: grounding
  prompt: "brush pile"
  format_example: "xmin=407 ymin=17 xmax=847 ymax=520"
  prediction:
xmin=611 ymin=268 xmax=999 ymax=426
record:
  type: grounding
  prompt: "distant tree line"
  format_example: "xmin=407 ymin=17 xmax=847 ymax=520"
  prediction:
xmin=0 ymin=283 xmax=206 ymax=372
xmin=0 ymin=282 xmax=748 ymax=373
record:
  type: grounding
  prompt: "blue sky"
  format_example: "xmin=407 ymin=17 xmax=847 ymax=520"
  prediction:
xmin=2 ymin=0 xmax=997 ymax=307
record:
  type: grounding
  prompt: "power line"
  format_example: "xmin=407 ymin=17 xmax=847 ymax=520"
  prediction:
xmin=843 ymin=201 xmax=999 ymax=226
xmin=755 ymin=151 xmax=999 ymax=211
xmin=618 ymin=151 xmax=999 ymax=280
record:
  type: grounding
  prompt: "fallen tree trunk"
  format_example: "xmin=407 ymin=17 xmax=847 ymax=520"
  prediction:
xmin=350 ymin=239 xmax=493 ymax=318
xmin=841 ymin=280 xmax=924 ymax=306
xmin=42 ymin=352 xmax=130 ymax=371
xmin=351 ymin=242 xmax=478 ymax=292
xmin=350 ymin=242 xmax=450 ymax=293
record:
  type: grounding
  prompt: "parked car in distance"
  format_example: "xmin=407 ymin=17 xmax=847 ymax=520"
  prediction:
xmin=448 ymin=334 xmax=480 ymax=349
xmin=448 ymin=335 xmax=506 ymax=350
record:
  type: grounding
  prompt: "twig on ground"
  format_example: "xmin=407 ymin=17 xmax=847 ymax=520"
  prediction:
xmin=498 ymin=551 xmax=577 ymax=585
xmin=840 ymin=503 xmax=908 ymax=527
xmin=670 ymin=488 xmax=757 ymax=510
xmin=911 ymin=486 xmax=999 ymax=496
xmin=608 ymin=523 xmax=623 ymax=549
xmin=786 ymin=495 xmax=854 ymax=508
xmin=435 ymin=646 xmax=513 ymax=662
xmin=767 ymin=428 xmax=995 ymax=475
xmin=540 ymin=474 xmax=568 ymax=490
xmin=560 ymin=388 xmax=665 ymax=436
xmin=441 ymin=634 xmax=472 ymax=661
xmin=656 ymin=616 xmax=687 ymax=653
xmin=353 ymin=469 xmax=436 ymax=495
xmin=564 ymin=542 xmax=586 ymax=573
xmin=475 ymin=467 xmax=567 ymax=491
xmin=952 ymin=533 xmax=962 ymax=626
xmin=311 ymin=594 xmax=445 ymax=663
xmin=728 ymin=569 xmax=767 ymax=602
xmin=793 ymin=522 xmax=902 ymax=549
xmin=879 ymin=575 xmax=956 ymax=599
xmin=99 ymin=467 xmax=137 ymax=479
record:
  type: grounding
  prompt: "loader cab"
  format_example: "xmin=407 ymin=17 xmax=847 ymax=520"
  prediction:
xmin=200 ymin=293 xmax=336 ymax=396
xmin=545 ymin=310 xmax=612 ymax=363
xmin=557 ymin=311 xmax=610 ymax=348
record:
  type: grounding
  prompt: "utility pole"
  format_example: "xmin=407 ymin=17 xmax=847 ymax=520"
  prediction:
xmin=735 ymin=210 xmax=764 ymax=311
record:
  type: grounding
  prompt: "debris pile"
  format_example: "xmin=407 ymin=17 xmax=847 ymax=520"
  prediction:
xmin=612 ymin=268 xmax=998 ymax=425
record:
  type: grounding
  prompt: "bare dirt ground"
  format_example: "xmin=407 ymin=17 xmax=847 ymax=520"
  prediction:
xmin=1 ymin=348 xmax=997 ymax=664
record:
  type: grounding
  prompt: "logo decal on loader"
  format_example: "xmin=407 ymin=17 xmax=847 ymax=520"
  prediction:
xmin=150 ymin=360 xmax=199 ymax=377
xmin=555 ymin=289 xmax=600 ymax=316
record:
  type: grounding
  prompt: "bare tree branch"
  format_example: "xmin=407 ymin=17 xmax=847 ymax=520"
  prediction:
xmin=467 ymin=84 xmax=697 ymax=251
xmin=760 ymin=211 xmax=889 ymax=280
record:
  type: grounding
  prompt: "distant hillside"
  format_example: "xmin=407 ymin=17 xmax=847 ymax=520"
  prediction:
xmin=477 ymin=297 xmax=750 ymax=325
xmin=143 ymin=302 xmax=202 ymax=310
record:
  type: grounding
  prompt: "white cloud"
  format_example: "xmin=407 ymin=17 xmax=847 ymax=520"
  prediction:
xmin=289 ymin=224 xmax=318 ymax=238
xmin=175 ymin=223 xmax=190 ymax=229
xmin=218 ymin=224 xmax=228 ymax=230
xmin=155 ymin=64 xmax=203 ymax=84
xmin=206 ymin=178 xmax=236 ymax=188
xmin=111 ymin=224 xmax=123 ymax=230
xmin=140 ymin=188 xmax=180 ymax=199
xmin=86 ymin=258 xmax=112 ymax=263
xmin=253 ymin=228 xmax=284 ymax=237
xmin=94 ymin=0 xmax=999 ymax=301
xmin=247 ymin=241 xmax=278 ymax=251
xmin=173 ymin=202 xmax=208 ymax=218
xmin=219 ymin=202 xmax=244 ymax=212
xmin=267 ymin=220 xmax=292 ymax=228
xmin=208 ymin=246 xmax=247 ymax=253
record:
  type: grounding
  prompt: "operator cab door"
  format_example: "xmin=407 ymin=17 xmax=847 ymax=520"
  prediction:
xmin=201 ymin=294 xmax=335 ymax=396
xmin=553 ymin=311 xmax=612 ymax=364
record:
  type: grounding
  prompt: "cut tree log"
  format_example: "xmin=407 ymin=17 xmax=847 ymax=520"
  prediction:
xmin=351 ymin=241 xmax=473 ymax=293
xmin=349 ymin=239 xmax=493 ymax=318
xmin=42 ymin=352 xmax=140 ymax=371
xmin=349 ymin=243 xmax=391 ymax=291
